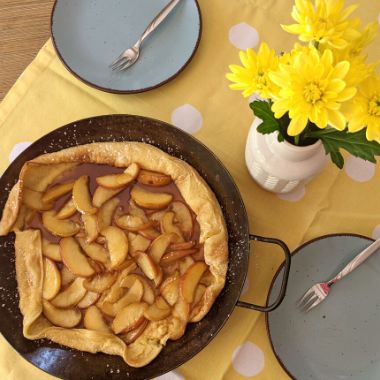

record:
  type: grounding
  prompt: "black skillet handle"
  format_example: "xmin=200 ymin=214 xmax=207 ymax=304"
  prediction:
xmin=236 ymin=234 xmax=291 ymax=312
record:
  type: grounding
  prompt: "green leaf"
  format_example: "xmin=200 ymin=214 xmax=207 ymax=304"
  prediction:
xmin=311 ymin=128 xmax=380 ymax=168
xmin=250 ymin=100 xmax=281 ymax=136
xmin=257 ymin=121 xmax=279 ymax=134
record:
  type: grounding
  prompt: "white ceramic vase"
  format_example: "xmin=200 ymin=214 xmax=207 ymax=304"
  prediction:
xmin=245 ymin=118 xmax=328 ymax=194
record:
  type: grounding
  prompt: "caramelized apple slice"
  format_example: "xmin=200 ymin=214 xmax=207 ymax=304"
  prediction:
xmin=72 ymin=175 xmax=97 ymax=214
xmin=23 ymin=188 xmax=53 ymax=211
xmin=119 ymin=320 xmax=148 ymax=344
xmin=42 ymin=300 xmax=81 ymax=328
xmin=160 ymin=212 xmax=184 ymax=242
xmin=83 ymin=271 xmax=118 ymax=293
xmin=84 ymin=305 xmax=110 ymax=333
xmin=120 ymin=274 xmax=155 ymax=305
xmin=130 ymin=186 xmax=173 ymax=210
xmin=179 ymin=256 xmax=195 ymax=275
xmin=169 ymin=241 xmax=196 ymax=251
xmin=129 ymin=200 xmax=149 ymax=222
xmin=97 ymin=197 xmax=120 ymax=232
xmin=81 ymin=213 xmax=99 ymax=243
xmin=57 ymin=198 xmax=77 ymax=219
xmin=60 ymin=237 xmax=95 ymax=277
xmin=148 ymin=233 xmax=177 ymax=263
xmin=77 ymin=237 xmax=109 ymax=264
xmin=61 ymin=266 xmax=76 ymax=287
xmin=135 ymin=252 xmax=159 ymax=281
xmin=137 ymin=170 xmax=172 ymax=187
xmin=93 ymin=186 xmax=123 ymax=208
xmin=144 ymin=298 xmax=171 ymax=321
xmin=180 ymin=262 xmax=208 ymax=303
xmin=102 ymin=226 xmax=128 ymax=268
xmin=96 ymin=163 xmax=139 ymax=189
xmin=42 ymin=258 xmax=61 ymax=301
xmin=112 ymin=302 xmax=148 ymax=334
xmin=51 ymin=277 xmax=87 ymax=308
xmin=173 ymin=298 xmax=190 ymax=323
xmin=115 ymin=214 xmax=151 ymax=232
xmin=160 ymin=272 xmax=180 ymax=306
xmin=170 ymin=201 xmax=193 ymax=240
xmin=77 ymin=291 xmax=100 ymax=308
xmin=42 ymin=239 xmax=61 ymax=262
xmin=148 ymin=210 xmax=166 ymax=225
xmin=161 ymin=248 xmax=197 ymax=265
xmin=138 ymin=227 xmax=161 ymax=241
xmin=128 ymin=233 xmax=151 ymax=256
xmin=42 ymin=211 xmax=80 ymax=237
xmin=42 ymin=181 xmax=75 ymax=203
xmin=192 ymin=284 xmax=207 ymax=307
xmin=103 ymin=262 xmax=137 ymax=304
xmin=199 ymin=270 xmax=214 ymax=286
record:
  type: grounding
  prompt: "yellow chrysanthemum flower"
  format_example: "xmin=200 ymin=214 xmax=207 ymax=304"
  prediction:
xmin=269 ymin=47 xmax=356 ymax=136
xmin=226 ymin=42 xmax=279 ymax=99
xmin=282 ymin=0 xmax=360 ymax=49
xmin=346 ymin=75 xmax=380 ymax=143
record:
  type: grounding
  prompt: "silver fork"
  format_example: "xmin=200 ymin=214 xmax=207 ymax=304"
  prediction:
xmin=299 ymin=237 xmax=380 ymax=312
xmin=110 ymin=0 xmax=181 ymax=72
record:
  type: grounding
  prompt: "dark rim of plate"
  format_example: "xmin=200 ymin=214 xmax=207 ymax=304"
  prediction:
xmin=50 ymin=0 xmax=202 ymax=94
xmin=265 ymin=232 xmax=374 ymax=380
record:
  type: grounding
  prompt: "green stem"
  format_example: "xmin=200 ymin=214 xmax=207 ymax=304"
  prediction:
xmin=294 ymin=135 xmax=300 ymax=145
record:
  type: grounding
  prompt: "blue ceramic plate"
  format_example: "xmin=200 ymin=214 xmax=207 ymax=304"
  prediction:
xmin=51 ymin=0 xmax=201 ymax=93
xmin=267 ymin=234 xmax=380 ymax=380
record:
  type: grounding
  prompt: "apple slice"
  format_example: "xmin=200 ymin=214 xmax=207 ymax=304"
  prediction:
xmin=115 ymin=214 xmax=152 ymax=232
xmin=161 ymin=248 xmax=198 ymax=265
xmin=103 ymin=262 xmax=137 ymax=304
xmin=199 ymin=270 xmax=214 ymax=286
xmin=170 ymin=201 xmax=194 ymax=240
xmin=84 ymin=305 xmax=110 ymax=333
xmin=42 ymin=239 xmax=61 ymax=262
xmin=138 ymin=227 xmax=161 ymax=241
xmin=137 ymin=170 xmax=172 ymax=187
xmin=51 ymin=277 xmax=87 ymax=308
xmin=83 ymin=271 xmax=118 ymax=293
xmin=160 ymin=273 xmax=180 ymax=306
xmin=119 ymin=320 xmax=148 ymax=344
xmin=173 ymin=298 xmax=190 ymax=322
xmin=169 ymin=241 xmax=196 ymax=251
xmin=61 ymin=266 xmax=76 ymax=287
xmin=180 ymin=262 xmax=208 ymax=303
xmin=148 ymin=210 xmax=167 ymax=227
xmin=42 ymin=300 xmax=81 ymax=328
xmin=93 ymin=186 xmax=123 ymax=208
xmin=42 ymin=258 xmax=61 ymax=301
xmin=23 ymin=188 xmax=53 ymax=211
xmin=96 ymin=163 xmax=139 ymax=189
xmin=60 ymin=237 xmax=95 ymax=277
xmin=57 ymin=198 xmax=77 ymax=219
xmin=103 ymin=278 xmax=144 ymax=317
xmin=144 ymin=298 xmax=171 ymax=321
xmin=162 ymin=261 xmax=180 ymax=276
xmin=148 ymin=233 xmax=177 ymax=263
xmin=102 ymin=226 xmax=128 ymax=268
xmin=81 ymin=213 xmax=99 ymax=243
xmin=130 ymin=186 xmax=173 ymax=210
xmin=120 ymin=274 xmax=155 ymax=305
xmin=179 ymin=256 xmax=195 ymax=275
xmin=135 ymin=252 xmax=159 ymax=281
xmin=97 ymin=197 xmax=120 ymax=232
xmin=192 ymin=284 xmax=206 ymax=307
xmin=77 ymin=237 xmax=109 ymax=264
xmin=77 ymin=291 xmax=100 ymax=308
xmin=192 ymin=246 xmax=205 ymax=261
xmin=72 ymin=175 xmax=97 ymax=214
xmin=42 ymin=211 xmax=80 ymax=237
xmin=160 ymin=212 xmax=184 ymax=243
xmin=42 ymin=181 xmax=75 ymax=203
xmin=128 ymin=232 xmax=151 ymax=256
xmin=112 ymin=302 xmax=148 ymax=334
xmin=129 ymin=200 xmax=149 ymax=222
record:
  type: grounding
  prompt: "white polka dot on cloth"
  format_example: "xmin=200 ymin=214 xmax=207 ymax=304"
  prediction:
xmin=345 ymin=155 xmax=375 ymax=182
xmin=372 ymin=225 xmax=380 ymax=240
xmin=229 ymin=23 xmax=260 ymax=50
xmin=171 ymin=104 xmax=203 ymax=134
xmin=156 ymin=371 xmax=184 ymax=380
xmin=241 ymin=277 xmax=249 ymax=295
xmin=9 ymin=141 xmax=32 ymax=163
xmin=277 ymin=185 xmax=306 ymax=202
xmin=232 ymin=342 xmax=265 ymax=377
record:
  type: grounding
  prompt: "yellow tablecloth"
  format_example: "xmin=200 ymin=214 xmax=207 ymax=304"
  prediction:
xmin=0 ymin=0 xmax=380 ymax=379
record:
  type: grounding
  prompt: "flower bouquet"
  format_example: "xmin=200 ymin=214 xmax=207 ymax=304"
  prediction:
xmin=227 ymin=0 xmax=379 ymax=169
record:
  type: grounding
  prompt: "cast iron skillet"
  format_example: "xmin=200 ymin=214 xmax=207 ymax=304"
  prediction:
xmin=0 ymin=115 xmax=291 ymax=380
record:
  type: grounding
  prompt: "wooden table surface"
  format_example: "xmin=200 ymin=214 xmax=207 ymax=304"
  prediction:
xmin=0 ymin=0 xmax=54 ymax=101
